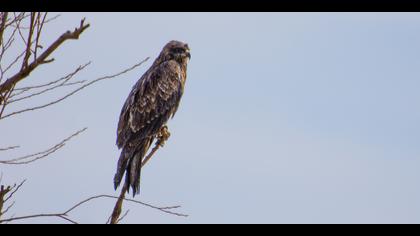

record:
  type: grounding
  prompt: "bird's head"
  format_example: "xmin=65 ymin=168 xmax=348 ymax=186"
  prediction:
xmin=156 ymin=40 xmax=191 ymax=65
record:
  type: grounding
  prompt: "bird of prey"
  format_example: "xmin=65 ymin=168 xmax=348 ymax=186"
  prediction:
xmin=114 ymin=40 xmax=191 ymax=196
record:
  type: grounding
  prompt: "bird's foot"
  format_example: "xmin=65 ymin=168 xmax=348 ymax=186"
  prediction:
xmin=157 ymin=125 xmax=171 ymax=147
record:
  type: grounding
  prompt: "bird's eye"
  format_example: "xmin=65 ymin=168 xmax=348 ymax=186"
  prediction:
xmin=173 ymin=48 xmax=184 ymax=54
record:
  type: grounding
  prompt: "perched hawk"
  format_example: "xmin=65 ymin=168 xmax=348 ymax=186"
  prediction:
xmin=114 ymin=40 xmax=191 ymax=196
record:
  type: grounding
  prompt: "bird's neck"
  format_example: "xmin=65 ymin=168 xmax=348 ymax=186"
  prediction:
xmin=180 ymin=63 xmax=188 ymax=88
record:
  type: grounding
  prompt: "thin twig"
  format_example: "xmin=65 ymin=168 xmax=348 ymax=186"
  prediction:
xmin=0 ymin=128 xmax=87 ymax=165
xmin=13 ymin=13 xmax=28 ymax=47
xmin=0 ymin=180 xmax=23 ymax=220
xmin=33 ymin=13 xmax=47 ymax=61
xmin=4 ymin=180 xmax=26 ymax=203
xmin=13 ymin=62 xmax=91 ymax=92
xmin=21 ymin=13 xmax=35 ymax=70
xmin=2 ymin=50 xmax=26 ymax=76
xmin=0 ymin=146 xmax=20 ymax=151
xmin=116 ymin=209 xmax=130 ymax=224
xmin=140 ymin=138 xmax=164 ymax=168
xmin=1 ymin=25 xmax=18 ymax=57
xmin=1 ymin=201 xmax=15 ymax=216
xmin=7 ymin=62 xmax=91 ymax=104
xmin=7 ymin=13 xmax=30 ymax=26
xmin=0 ymin=185 xmax=11 ymax=218
xmin=68 ymin=195 xmax=188 ymax=218
xmin=0 ymin=85 xmax=14 ymax=118
xmin=44 ymin=14 xmax=61 ymax=24
xmin=0 ymin=213 xmax=76 ymax=224
xmin=0 ymin=12 xmax=8 ymax=46
xmin=141 ymin=125 xmax=171 ymax=167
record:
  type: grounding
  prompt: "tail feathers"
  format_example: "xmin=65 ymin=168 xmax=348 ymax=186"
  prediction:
xmin=114 ymin=138 xmax=153 ymax=196
xmin=128 ymin=153 xmax=143 ymax=196
xmin=114 ymin=146 xmax=134 ymax=190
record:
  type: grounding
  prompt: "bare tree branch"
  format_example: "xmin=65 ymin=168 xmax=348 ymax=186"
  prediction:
xmin=1 ymin=201 xmax=15 ymax=216
xmin=0 ymin=194 xmax=187 ymax=224
xmin=12 ymin=63 xmax=90 ymax=93
xmin=2 ymin=27 xmax=17 ymax=53
xmin=141 ymin=125 xmax=171 ymax=167
xmin=4 ymin=180 xmax=26 ymax=203
xmin=0 ymin=85 xmax=13 ymax=118
xmin=0 ymin=58 xmax=149 ymax=120
xmin=0 ymin=12 xmax=8 ymax=46
xmin=0 ymin=185 xmax=11 ymax=219
xmin=2 ymin=50 xmax=26 ymax=76
xmin=0 ymin=128 xmax=87 ymax=165
xmin=21 ymin=12 xmax=35 ymax=70
xmin=110 ymin=181 xmax=129 ymax=224
xmin=13 ymin=13 xmax=31 ymax=52
xmin=0 ymin=146 xmax=20 ymax=151
xmin=33 ymin=13 xmax=47 ymax=60
xmin=0 ymin=14 xmax=22 ymax=56
xmin=115 ymin=209 xmax=130 ymax=224
xmin=7 ymin=62 xmax=91 ymax=104
xmin=0 ymin=180 xmax=25 ymax=220
xmin=44 ymin=14 xmax=60 ymax=24
xmin=0 ymin=18 xmax=90 ymax=96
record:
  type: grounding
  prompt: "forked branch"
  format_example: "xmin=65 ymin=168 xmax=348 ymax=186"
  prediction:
xmin=0 ymin=18 xmax=90 ymax=96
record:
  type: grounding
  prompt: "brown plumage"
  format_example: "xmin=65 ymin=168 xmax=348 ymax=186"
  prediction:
xmin=114 ymin=40 xmax=191 ymax=196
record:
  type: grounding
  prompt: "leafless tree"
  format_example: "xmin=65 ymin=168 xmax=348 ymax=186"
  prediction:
xmin=0 ymin=12 xmax=187 ymax=224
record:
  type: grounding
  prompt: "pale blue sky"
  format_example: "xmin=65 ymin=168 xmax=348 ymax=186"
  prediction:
xmin=1 ymin=13 xmax=420 ymax=223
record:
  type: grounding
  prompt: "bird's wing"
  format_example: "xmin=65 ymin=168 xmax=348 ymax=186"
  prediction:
xmin=117 ymin=61 xmax=183 ymax=148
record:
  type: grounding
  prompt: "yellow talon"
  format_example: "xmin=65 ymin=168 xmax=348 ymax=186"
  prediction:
xmin=157 ymin=125 xmax=171 ymax=147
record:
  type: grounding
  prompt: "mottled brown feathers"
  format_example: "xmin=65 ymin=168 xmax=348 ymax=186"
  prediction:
xmin=114 ymin=41 xmax=190 ymax=196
